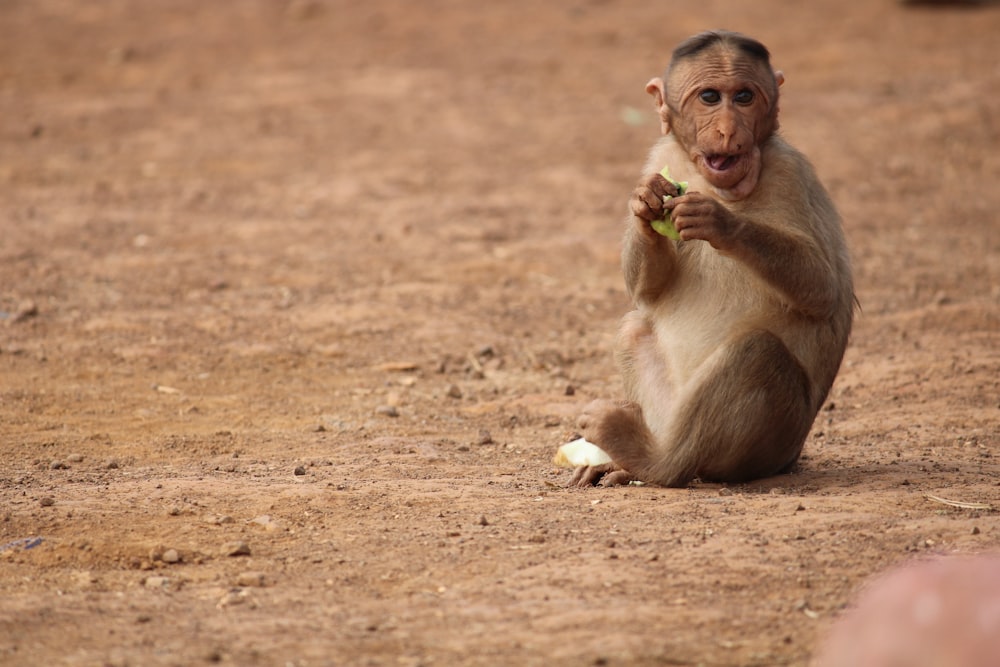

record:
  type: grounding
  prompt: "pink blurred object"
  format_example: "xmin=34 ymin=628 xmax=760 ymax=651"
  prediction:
xmin=815 ymin=554 xmax=1000 ymax=667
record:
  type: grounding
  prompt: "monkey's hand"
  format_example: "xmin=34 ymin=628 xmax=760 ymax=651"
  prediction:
xmin=630 ymin=173 xmax=683 ymax=229
xmin=664 ymin=191 xmax=740 ymax=250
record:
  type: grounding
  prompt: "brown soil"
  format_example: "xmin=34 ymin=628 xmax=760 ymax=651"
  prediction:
xmin=1 ymin=1 xmax=998 ymax=665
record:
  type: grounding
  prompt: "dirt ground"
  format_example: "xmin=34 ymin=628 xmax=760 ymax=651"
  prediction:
xmin=1 ymin=1 xmax=998 ymax=665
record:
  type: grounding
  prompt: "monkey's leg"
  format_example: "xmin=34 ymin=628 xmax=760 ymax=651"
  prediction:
xmin=614 ymin=309 xmax=673 ymax=408
xmin=574 ymin=311 xmax=670 ymax=486
xmin=581 ymin=327 xmax=814 ymax=487
xmin=574 ymin=399 xmax=648 ymax=487
xmin=644 ymin=329 xmax=816 ymax=485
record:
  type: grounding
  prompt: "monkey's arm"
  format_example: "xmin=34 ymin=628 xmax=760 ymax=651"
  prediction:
xmin=622 ymin=223 xmax=678 ymax=305
xmin=728 ymin=221 xmax=839 ymax=319
xmin=622 ymin=173 xmax=683 ymax=304
xmin=666 ymin=193 xmax=838 ymax=318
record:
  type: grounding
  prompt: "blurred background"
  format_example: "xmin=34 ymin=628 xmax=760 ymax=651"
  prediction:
xmin=1 ymin=2 xmax=998 ymax=665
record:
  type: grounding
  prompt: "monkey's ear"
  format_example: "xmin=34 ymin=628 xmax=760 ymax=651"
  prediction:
xmin=645 ymin=77 xmax=671 ymax=135
xmin=774 ymin=70 xmax=785 ymax=87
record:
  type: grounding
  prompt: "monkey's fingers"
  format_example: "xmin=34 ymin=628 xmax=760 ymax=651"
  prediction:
xmin=654 ymin=174 xmax=683 ymax=199
xmin=641 ymin=175 xmax=678 ymax=202
xmin=663 ymin=195 xmax=706 ymax=225
xmin=640 ymin=173 xmax=680 ymax=200
xmin=661 ymin=195 xmax=681 ymax=219
xmin=630 ymin=188 xmax=665 ymax=221
xmin=669 ymin=198 xmax=737 ymax=249
xmin=599 ymin=470 xmax=640 ymax=487
xmin=569 ymin=463 xmax=619 ymax=487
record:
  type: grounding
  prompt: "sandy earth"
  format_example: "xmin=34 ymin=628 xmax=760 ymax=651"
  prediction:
xmin=1 ymin=1 xmax=999 ymax=665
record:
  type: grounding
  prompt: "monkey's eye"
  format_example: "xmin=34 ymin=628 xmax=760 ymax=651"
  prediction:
xmin=699 ymin=89 xmax=721 ymax=105
xmin=734 ymin=89 xmax=755 ymax=105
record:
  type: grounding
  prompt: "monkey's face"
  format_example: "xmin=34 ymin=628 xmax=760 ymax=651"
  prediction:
xmin=662 ymin=49 xmax=779 ymax=198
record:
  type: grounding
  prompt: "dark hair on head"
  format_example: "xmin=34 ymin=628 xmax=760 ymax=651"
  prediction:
xmin=671 ymin=30 xmax=771 ymax=67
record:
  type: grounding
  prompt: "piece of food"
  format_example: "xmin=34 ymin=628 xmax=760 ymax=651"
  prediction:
xmin=650 ymin=165 xmax=688 ymax=240
xmin=552 ymin=437 xmax=613 ymax=468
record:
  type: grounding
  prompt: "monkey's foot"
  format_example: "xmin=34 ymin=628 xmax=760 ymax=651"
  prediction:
xmin=575 ymin=399 xmax=646 ymax=486
xmin=569 ymin=463 xmax=638 ymax=487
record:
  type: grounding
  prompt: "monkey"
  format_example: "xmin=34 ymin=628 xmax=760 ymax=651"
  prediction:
xmin=571 ymin=30 xmax=854 ymax=488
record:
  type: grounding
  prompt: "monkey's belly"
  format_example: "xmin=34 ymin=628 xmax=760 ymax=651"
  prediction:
xmin=652 ymin=252 xmax=801 ymax=389
xmin=653 ymin=314 xmax=736 ymax=389
xmin=651 ymin=296 xmax=822 ymax=412
xmin=650 ymin=279 xmax=766 ymax=388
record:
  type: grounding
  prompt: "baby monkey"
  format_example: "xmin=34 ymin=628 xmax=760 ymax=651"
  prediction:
xmin=573 ymin=31 xmax=854 ymax=487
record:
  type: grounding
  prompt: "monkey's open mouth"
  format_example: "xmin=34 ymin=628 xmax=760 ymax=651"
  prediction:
xmin=706 ymin=154 xmax=741 ymax=172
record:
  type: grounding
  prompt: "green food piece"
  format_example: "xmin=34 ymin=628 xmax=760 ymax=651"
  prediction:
xmin=650 ymin=217 xmax=677 ymax=238
xmin=650 ymin=165 xmax=688 ymax=240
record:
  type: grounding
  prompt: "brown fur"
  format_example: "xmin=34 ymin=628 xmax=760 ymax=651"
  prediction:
xmin=573 ymin=31 xmax=853 ymax=487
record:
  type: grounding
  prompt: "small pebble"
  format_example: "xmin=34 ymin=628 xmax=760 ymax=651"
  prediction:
xmin=293 ymin=465 xmax=306 ymax=476
xmin=39 ymin=497 xmax=55 ymax=507
xmin=236 ymin=571 xmax=267 ymax=587
xmin=10 ymin=299 xmax=37 ymax=323
xmin=217 ymin=588 xmax=253 ymax=609
xmin=446 ymin=384 xmax=462 ymax=399
xmin=211 ymin=515 xmax=234 ymax=525
xmin=73 ymin=569 xmax=96 ymax=586
xmin=67 ymin=453 xmax=84 ymax=463
xmin=251 ymin=516 xmax=284 ymax=532
xmin=161 ymin=549 xmax=181 ymax=564
xmin=375 ymin=405 xmax=399 ymax=418
xmin=221 ymin=541 xmax=251 ymax=557
xmin=49 ymin=461 xmax=67 ymax=470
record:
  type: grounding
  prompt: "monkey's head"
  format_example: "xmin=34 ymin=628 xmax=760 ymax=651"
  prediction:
xmin=646 ymin=31 xmax=785 ymax=200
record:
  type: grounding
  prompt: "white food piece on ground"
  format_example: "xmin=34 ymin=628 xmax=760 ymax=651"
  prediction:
xmin=553 ymin=437 xmax=613 ymax=468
